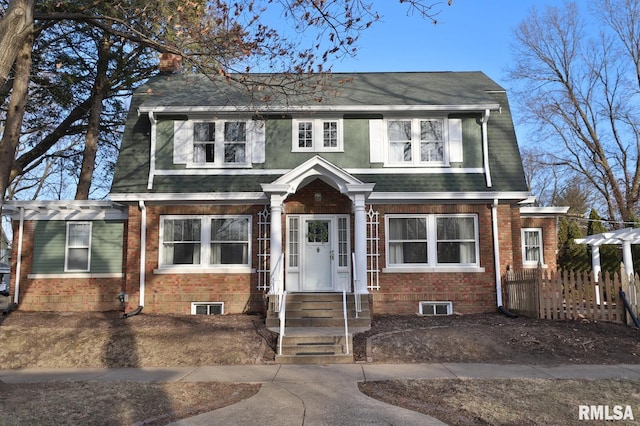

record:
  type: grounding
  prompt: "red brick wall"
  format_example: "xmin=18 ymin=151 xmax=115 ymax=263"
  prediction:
xmin=368 ymin=203 xmax=515 ymax=315
xmin=520 ymin=216 xmax=560 ymax=271
xmin=9 ymin=221 xmax=123 ymax=312
xmin=123 ymin=204 xmax=266 ymax=315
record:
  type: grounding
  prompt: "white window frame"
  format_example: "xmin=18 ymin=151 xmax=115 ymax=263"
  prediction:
xmin=188 ymin=119 xmax=251 ymax=168
xmin=158 ymin=215 xmax=252 ymax=272
xmin=384 ymin=214 xmax=480 ymax=272
xmin=292 ymin=118 xmax=343 ymax=152
xmin=191 ymin=302 xmax=224 ymax=315
xmin=419 ymin=301 xmax=453 ymax=316
xmin=521 ymin=228 xmax=544 ymax=268
xmin=383 ymin=117 xmax=450 ymax=167
xmin=65 ymin=222 xmax=92 ymax=272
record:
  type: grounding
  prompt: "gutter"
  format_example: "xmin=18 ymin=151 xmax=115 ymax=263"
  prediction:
xmin=124 ymin=200 xmax=146 ymax=318
xmin=138 ymin=200 xmax=146 ymax=307
xmin=147 ymin=111 xmax=157 ymax=190
xmin=481 ymin=109 xmax=492 ymax=188
xmin=14 ymin=206 xmax=24 ymax=305
xmin=491 ymin=199 xmax=517 ymax=317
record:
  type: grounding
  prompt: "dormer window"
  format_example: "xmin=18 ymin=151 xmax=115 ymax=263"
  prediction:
xmin=173 ymin=119 xmax=264 ymax=168
xmin=387 ymin=118 xmax=445 ymax=165
xmin=192 ymin=121 xmax=247 ymax=165
xmin=292 ymin=118 xmax=343 ymax=152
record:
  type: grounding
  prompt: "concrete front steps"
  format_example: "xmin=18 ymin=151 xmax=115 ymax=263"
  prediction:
xmin=266 ymin=292 xmax=371 ymax=364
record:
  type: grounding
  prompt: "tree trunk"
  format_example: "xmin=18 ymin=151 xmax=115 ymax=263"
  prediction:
xmin=0 ymin=0 xmax=34 ymax=84
xmin=75 ymin=34 xmax=110 ymax=200
xmin=0 ymin=31 xmax=33 ymax=210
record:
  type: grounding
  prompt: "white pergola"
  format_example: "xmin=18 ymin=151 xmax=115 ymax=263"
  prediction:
xmin=575 ymin=227 xmax=640 ymax=279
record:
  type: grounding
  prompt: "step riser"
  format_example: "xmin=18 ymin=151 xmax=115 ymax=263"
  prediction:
xmin=266 ymin=318 xmax=371 ymax=328
xmin=275 ymin=354 xmax=353 ymax=364
xmin=280 ymin=345 xmax=345 ymax=355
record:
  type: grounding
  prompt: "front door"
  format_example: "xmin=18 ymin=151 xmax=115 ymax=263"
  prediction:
xmin=302 ymin=218 xmax=333 ymax=291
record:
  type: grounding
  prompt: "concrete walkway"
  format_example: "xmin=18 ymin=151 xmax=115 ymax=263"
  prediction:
xmin=2 ymin=363 xmax=640 ymax=426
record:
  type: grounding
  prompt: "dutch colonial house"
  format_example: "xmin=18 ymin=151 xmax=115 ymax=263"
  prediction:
xmin=3 ymin=70 xmax=566 ymax=351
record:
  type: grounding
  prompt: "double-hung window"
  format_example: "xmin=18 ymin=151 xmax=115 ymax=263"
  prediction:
xmin=160 ymin=215 xmax=251 ymax=269
xmin=191 ymin=120 xmax=248 ymax=166
xmin=65 ymin=222 xmax=91 ymax=272
xmin=386 ymin=118 xmax=446 ymax=166
xmin=386 ymin=214 xmax=479 ymax=269
xmin=292 ymin=118 xmax=342 ymax=152
xmin=522 ymin=228 xmax=543 ymax=267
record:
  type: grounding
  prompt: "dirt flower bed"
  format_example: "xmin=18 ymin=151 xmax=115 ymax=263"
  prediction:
xmin=1 ymin=310 xmax=639 ymax=425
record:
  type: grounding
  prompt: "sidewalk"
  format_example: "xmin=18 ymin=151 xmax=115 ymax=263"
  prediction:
xmin=2 ymin=363 xmax=640 ymax=426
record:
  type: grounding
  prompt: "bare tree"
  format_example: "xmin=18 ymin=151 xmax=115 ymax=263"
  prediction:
xmin=509 ymin=0 xmax=640 ymax=223
xmin=1 ymin=0 xmax=449 ymax=206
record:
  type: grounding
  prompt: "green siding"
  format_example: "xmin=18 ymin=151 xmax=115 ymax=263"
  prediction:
xmin=156 ymin=120 xmax=179 ymax=170
xmin=31 ymin=221 xmax=124 ymax=274
xmin=91 ymin=221 xmax=124 ymax=273
xmin=32 ymin=222 xmax=66 ymax=274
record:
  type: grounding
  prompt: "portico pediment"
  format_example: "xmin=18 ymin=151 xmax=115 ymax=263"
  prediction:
xmin=261 ymin=155 xmax=374 ymax=197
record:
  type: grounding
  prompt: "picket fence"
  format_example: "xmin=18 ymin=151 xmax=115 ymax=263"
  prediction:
xmin=503 ymin=267 xmax=640 ymax=326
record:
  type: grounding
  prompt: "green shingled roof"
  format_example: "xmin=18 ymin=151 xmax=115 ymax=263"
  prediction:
xmin=135 ymin=72 xmax=503 ymax=110
xmin=111 ymin=72 xmax=528 ymax=197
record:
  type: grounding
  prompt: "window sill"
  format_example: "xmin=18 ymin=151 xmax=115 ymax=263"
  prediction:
xmin=154 ymin=266 xmax=255 ymax=274
xmin=27 ymin=273 xmax=123 ymax=279
xmin=522 ymin=264 xmax=548 ymax=269
xmin=185 ymin=163 xmax=252 ymax=169
xmin=382 ymin=266 xmax=485 ymax=274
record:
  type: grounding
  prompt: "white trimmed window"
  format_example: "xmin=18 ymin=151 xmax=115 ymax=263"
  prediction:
xmin=386 ymin=214 xmax=478 ymax=268
xmin=65 ymin=222 xmax=91 ymax=272
xmin=383 ymin=117 xmax=462 ymax=166
xmin=174 ymin=119 xmax=265 ymax=168
xmin=522 ymin=228 xmax=543 ymax=267
xmin=193 ymin=121 xmax=247 ymax=166
xmin=292 ymin=118 xmax=343 ymax=152
xmin=160 ymin=215 xmax=251 ymax=268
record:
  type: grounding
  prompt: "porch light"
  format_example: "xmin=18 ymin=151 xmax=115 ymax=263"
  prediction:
xmin=314 ymin=192 xmax=322 ymax=202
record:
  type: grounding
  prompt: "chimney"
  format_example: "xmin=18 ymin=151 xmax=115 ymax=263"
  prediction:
xmin=159 ymin=53 xmax=182 ymax=74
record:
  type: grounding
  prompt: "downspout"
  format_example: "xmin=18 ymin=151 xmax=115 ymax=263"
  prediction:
xmin=124 ymin=200 xmax=146 ymax=318
xmin=12 ymin=207 xmax=25 ymax=307
xmin=492 ymin=199 xmax=517 ymax=317
xmin=146 ymin=111 xmax=157 ymax=190
xmin=481 ymin=109 xmax=492 ymax=188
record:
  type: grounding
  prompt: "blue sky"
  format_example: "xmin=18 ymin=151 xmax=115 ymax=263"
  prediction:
xmin=330 ymin=0 xmax=561 ymax=143
xmin=332 ymin=0 xmax=551 ymax=88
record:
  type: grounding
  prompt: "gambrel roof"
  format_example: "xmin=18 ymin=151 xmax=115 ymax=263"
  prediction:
xmin=111 ymin=72 xmax=529 ymax=200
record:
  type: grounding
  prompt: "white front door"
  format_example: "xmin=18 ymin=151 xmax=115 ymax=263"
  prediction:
xmin=302 ymin=218 xmax=334 ymax=291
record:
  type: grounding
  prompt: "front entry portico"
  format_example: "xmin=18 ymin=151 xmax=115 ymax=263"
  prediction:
xmin=261 ymin=156 xmax=374 ymax=296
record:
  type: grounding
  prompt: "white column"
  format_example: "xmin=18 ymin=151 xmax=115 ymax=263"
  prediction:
xmin=353 ymin=194 xmax=367 ymax=295
xmin=591 ymin=245 xmax=601 ymax=282
xmin=269 ymin=194 xmax=284 ymax=294
xmin=622 ymin=240 xmax=634 ymax=277
xmin=592 ymin=245 xmax=601 ymax=305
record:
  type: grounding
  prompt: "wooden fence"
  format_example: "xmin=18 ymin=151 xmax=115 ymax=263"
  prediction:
xmin=504 ymin=267 xmax=640 ymax=326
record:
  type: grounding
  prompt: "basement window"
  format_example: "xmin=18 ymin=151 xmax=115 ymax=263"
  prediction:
xmin=191 ymin=302 xmax=224 ymax=315
xmin=419 ymin=301 xmax=453 ymax=316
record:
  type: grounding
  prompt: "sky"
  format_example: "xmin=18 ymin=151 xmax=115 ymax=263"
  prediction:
xmin=328 ymin=0 xmax=564 ymax=145
xmin=331 ymin=0 xmax=550 ymax=88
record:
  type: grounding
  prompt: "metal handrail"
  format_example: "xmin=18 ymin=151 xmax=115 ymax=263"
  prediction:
xmin=278 ymin=291 xmax=287 ymax=355
xmin=342 ymin=290 xmax=350 ymax=354
xmin=352 ymin=253 xmax=361 ymax=315
xmin=270 ymin=253 xmax=284 ymax=311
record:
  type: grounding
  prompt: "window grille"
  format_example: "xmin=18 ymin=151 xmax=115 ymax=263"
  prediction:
xmin=257 ymin=206 xmax=270 ymax=290
xmin=366 ymin=205 xmax=380 ymax=290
